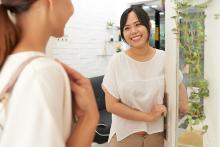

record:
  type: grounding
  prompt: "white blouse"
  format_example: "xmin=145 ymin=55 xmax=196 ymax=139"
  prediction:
xmin=102 ymin=49 xmax=165 ymax=142
xmin=0 ymin=51 xmax=72 ymax=147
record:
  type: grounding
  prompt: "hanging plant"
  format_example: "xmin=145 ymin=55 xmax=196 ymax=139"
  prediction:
xmin=172 ymin=0 xmax=212 ymax=134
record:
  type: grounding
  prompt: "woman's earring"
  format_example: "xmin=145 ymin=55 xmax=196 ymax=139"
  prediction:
xmin=7 ymin=10 xmax=16 ymax=24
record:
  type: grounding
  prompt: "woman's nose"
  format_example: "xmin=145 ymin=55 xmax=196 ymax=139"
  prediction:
xmin=130 ymin=27 xmax=138 ymax=35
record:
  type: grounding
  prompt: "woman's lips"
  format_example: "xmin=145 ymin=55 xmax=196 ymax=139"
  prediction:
xmin=131 ymin=35 xmax=142 ymax=41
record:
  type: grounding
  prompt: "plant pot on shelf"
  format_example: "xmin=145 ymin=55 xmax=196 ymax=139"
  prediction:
xmin=178 ymin=121 xmax=205 ymax=147
xmin=178 ymin=130 xmax=203 ymax=147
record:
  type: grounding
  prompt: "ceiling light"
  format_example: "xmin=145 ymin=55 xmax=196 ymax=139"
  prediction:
xmin=142 ymin=5 xmax=150 ymax=10
xmin=151 ymin=5 xmax=158 ymax=8
xmin=159 ymin=12 xmax=164 ymax=15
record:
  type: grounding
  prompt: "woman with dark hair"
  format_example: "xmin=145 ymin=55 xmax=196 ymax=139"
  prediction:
xmin=102 ymin=6 xmax=167 ymax=147
xmin=102 ymin=6 xmax=166 ymax=147
xmin=0 ymin=0 xmax=99 ymax=147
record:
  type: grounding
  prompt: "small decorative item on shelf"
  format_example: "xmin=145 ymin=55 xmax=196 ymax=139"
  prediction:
xmin=115 ymin=42 xmax=122 ymax=53
xmin=106 ymin=21 xmax=114 ymax=30
xmin=115 ymin=34 xmax=122 ymax=53
xmin=104 ymin=21 xmax=122 ymax=55
xmin=109 ymin=35 xmax=114 ymax=43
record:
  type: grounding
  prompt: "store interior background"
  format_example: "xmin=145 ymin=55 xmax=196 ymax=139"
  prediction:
xmin=46 ymin=0 xmax=220 ymax=147
xmin=47 ymin=0 xmax=165 ymax=78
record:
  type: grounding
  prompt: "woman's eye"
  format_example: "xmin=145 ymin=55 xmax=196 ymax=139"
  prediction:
xmin=124 ymin=27 xmax=129 ymax=30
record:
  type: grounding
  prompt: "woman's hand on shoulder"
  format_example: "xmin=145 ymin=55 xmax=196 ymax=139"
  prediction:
xmin=59 ymin=61 xmax=99 ymax=122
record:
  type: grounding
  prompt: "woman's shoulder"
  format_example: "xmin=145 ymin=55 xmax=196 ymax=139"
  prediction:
xmin=108 ymin=52 xmax=124 ymax=65
xmin=30 ymin=57 xmax=62 ymax=70
xmin=155 ymin=49 xmax=165 ymax=55
xmin=0 ymin=53 xmax=65 ymax=88
xmin=16 ymin=57 xmax=69 ymax=94
xmin=155 ymin=49 xmax=165 ymax=60
xmin=27 ymin=57 xmax=66 ymax=79
xmin=3 ymin=51 xmax=64 ymax=76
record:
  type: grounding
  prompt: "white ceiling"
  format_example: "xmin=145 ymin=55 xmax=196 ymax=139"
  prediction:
xmin=144 ymin=0 xmax=164 ymax=12
xmin=130 ymin=0 xmax=164 ymax=15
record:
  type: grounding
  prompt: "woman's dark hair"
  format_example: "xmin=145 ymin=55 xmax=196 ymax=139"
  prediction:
xmin=0 ymin=0 xmax=36 ymax=69
xmin=120 ymin=6 xmax=151 ymax=43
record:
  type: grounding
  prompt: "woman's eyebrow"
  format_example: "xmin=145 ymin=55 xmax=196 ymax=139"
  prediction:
xmin=125 ymin=21 xmax=140 ymax=26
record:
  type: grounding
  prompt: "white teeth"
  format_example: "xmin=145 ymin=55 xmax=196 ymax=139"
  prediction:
xmin=131 ymin=35 xmax=141 ymax=41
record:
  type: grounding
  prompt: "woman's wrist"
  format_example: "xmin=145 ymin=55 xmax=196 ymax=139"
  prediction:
xmin=143 ymin=112 xmax=156 ymax=122
xmin=78 ymin=110 xmax=99 ymax=126
xmin=67 ymin=110 xmax=99 ymax=147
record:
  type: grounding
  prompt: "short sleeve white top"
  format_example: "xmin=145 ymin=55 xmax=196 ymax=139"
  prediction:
xmin=0 ymin=51 xmax=72 ymax=147
xmin=102 ymin=49 xmax=165 ymax=142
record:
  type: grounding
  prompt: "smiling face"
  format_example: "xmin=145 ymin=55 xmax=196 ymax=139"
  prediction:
xmin=122 ymin=11 xmax=150 ymax=49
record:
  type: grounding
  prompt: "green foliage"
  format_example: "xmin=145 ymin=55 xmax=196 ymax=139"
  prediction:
xmin=202 ymin=125 xmax=208 ymax=134
xmin=107 ymin=21 xmax=114 ymax=27
xmin=173 ymin=0 xmax=211 ymax=133
xmin=116 ymin=48 xmax=122 ymax=53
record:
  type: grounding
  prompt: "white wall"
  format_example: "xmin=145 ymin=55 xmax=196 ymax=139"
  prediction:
xmin=47 ymin=0 xmax=130 ymax=78
xmin=204 ymin=0 xmax=220 ymax=146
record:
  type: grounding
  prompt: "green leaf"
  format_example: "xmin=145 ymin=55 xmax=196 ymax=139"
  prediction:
xmin=202 ymin=125 xmax=208 ymax=133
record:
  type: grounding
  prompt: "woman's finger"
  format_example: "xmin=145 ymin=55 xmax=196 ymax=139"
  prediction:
xmin=70 ymin=81 xmax=83 ymax=94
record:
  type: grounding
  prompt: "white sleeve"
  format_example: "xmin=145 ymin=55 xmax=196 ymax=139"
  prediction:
xmin=102 ymin=56 xmax=120 ymax=99
xmin=0 ymin=63 xmax=70 ymax=147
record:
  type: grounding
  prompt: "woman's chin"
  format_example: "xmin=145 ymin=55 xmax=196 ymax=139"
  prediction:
xmin=131 ymin=42 xmax=146 ymax=48
xmin=52 ymin=30 xmax=65 ymax=38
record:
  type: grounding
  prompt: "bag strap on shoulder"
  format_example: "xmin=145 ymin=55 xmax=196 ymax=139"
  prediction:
xmin=0 ymin=56 xmax=43 ymax=103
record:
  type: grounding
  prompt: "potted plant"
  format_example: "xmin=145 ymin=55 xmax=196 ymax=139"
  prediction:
xmin=106 ymin=21 xmax=114 ymax=30
xmin=172 ymin=0 xmax=211 ymax=134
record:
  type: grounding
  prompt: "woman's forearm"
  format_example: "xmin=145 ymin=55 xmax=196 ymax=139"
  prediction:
xmin=67 ymin=114 xmax=99 ymax=147
xmin=179 ymin=82 xmax=188 ymax=113
xmin=107 ymin=102 xmax=154 ymax=122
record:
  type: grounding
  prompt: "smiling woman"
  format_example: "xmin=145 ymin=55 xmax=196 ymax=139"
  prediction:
xmin=102 ymin=6 xmax=167 ymax=147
